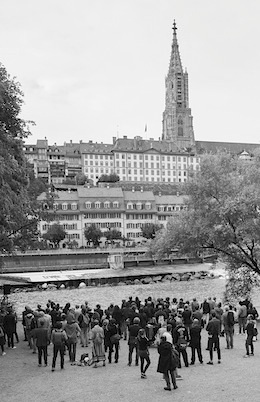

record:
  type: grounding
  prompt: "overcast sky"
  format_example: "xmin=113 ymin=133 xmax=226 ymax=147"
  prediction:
xmin=1 ymin=0 xmax=260 ymax=146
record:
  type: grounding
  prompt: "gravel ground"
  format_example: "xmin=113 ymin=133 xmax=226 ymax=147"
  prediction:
xmin=1 ymin=322 xmax=259 ymax=402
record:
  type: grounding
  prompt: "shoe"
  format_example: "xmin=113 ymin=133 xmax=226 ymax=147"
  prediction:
xmin=225 ymin=347 xmax=230 ymax=349
xmin=61 ymin=367 xmax=64 ymax=370
xmin=250 ymin=353 xmax=254 ymax=356
xmin=71 ymin=362 xmax=76 ymax=366
xmin=207 ymin=361 xmax=213 ymax=365
xmin=176 ymin=374 xmax=182 ymax=380
xmin=128 ymin=363 xmax=131 ymax=366
xmin=51 ymin=368 xmax=55 ymax=372
xmin=190 ymin=362 xmax=195 ymax=365
xmin=173 ymin=385 xmax=178 ymax=390
xmin=38 ymin=364 xmax=42 ymax=367
xmin=205 ymin=348 xmax=209 ymax=350
xmin=200 ymin=361 xmax=203 ymax=364
xmin=164 ymin=387 xmax=171 ymax=391
xmin=12 ymin=347 xmax=17 ymax=349
xmin=243 ymin=355 xmax=249 ymax=358
xmin=115 ymin=360 xmax=118 ymax=363
xmin=218 ymin=360 xmax=221 ymax=364
xmin=2 ymin=352 xmax=6 ymax=356
xmin=141 ymin=373 xmax=147 ymax=379
xmin=135 ymin=363 xmax=139 ymax=366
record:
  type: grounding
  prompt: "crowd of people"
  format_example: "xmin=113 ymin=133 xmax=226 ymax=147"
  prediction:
xmin=0 ymin=294 xmax=259 ymax=392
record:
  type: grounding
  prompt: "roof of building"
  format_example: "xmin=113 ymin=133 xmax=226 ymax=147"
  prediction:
xmin=77 ymin=187 xmax=124 ymax=198
xmin=196 ymin=140 xmax=260 ymax=155
xmin=113 ymin=137 xmax=183 ymax=154
xmin=154 ymin=194 xmax=187 ymax=204
xmin=123 ymin=191 xmax=155 ymax=201
xmin=80 ymin=142 xmax=114 ymax=154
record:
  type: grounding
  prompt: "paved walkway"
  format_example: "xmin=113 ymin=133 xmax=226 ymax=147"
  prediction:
xmin=1 ymin=322 xmax=259 ymax=402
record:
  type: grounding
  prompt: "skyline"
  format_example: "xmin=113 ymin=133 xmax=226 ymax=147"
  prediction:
xmin=1 ymin=0 xmax=260 ymax=146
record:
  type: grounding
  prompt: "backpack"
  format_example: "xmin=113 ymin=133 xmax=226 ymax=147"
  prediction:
xmin=227 ymin=311 xmax=235 ymax=327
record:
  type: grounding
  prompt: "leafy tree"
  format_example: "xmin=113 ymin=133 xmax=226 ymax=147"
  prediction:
xmin=141 ymin=223 xmax=162 ymax=239
xmin=0 ymin=63 xmax=38 ymax=258
xmin=103 ymin=228 xmax=122 ymax=243
xmin=84 ymin=224 xmax=102 ymax=247
xmin=98 ymin=173 xmax=120 ymax=183
xmin=151 ymin=152 xmax=260 ymax=298
xmin=42 ymin=223 xmax=66 ymax=248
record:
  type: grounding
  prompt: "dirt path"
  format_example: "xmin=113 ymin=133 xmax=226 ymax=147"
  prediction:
xmin=1 ymin=323 xmax=259 ymax=402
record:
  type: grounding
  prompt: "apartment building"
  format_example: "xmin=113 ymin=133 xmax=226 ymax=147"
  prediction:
xmin=38 ymin=187 xmax=186 ymax=247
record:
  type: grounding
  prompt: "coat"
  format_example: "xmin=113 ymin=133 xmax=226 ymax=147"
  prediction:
xmin=189 ymin=325 xmax=201 ymax=348
xmin=157 ymin=341 xmax=176 ymax=373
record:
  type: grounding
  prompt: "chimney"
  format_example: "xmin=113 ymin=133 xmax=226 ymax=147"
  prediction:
xmin=123 ymin=135 xmax=127 ymax=139
xmin=112 ymin=137 xmax=116 ymax=144
xmin=132 ymin=187 xmax=135 ymax=192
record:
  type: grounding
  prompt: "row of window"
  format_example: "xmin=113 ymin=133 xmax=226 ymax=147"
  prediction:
xmin=115 ymin=162 xmax=187 ymax=169
xmin=85 ymin=155 xmax=113 ymax=160
xmin=126 ymin=223 xmax=147 ymax=229
xmin=118 ymin=169 xmax=187 ymax=176
xmin=126 ymin=214 xmax=153 ymax=220
xmin=65 ymin=234 xmax=80 ymax=240
xmin=126 ymin=202 xmax=152 ymax=210
xmin=54 ymin=203 xmax=78 ymax=211
xmin=84 ymin=201 xmax=119 ymax=209
xmin=126 ymin=232 xmax=143 ymax=238
xmin=157 ymin=205 xmax=186 ymax=212
xmin=121 ymin=177 xmax=185 ymax=183
xmin=85 ymin=222 xmax=122 ymax=229
xmin=83 ymin=213 xmax=122 ymax=219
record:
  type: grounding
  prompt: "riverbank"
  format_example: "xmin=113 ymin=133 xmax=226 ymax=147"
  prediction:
xmin=1 ymin=321 xmax=259 ymax=402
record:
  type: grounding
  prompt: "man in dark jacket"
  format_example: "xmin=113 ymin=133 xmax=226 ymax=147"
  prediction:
xmin=33 ymin=320 xmax=50 ymax=366
xmin=157 ymin=336 xmax=178 ymax=391
xmin=206 ymin=312 xmax=221 ymax=365
xmin=190 ymin=319 xmax=203 ymax=364
xmin=128 ymin=317 xmax=141 ymax=366
xmin=3 ymin=308 xmax=16 ymax=349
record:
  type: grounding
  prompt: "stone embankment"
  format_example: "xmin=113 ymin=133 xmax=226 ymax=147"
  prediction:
xmin=9 ymin=269 xmax=222 ymax=294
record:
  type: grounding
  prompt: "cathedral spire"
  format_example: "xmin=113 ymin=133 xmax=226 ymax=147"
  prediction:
xmin=162 ymin=21 xmax=194 ymax=148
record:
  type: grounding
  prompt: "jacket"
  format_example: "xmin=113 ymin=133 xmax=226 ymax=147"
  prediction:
xmin=157 ymin=341 xmax=176 ymax=373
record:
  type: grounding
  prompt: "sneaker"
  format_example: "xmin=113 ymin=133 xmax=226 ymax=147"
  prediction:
xmin=51 ymin=368 xmax=55 ymax=372
xmin=173 ymin=385 xmax=178 ymax=390
xmin=38 ymin=364 xmax=42 ymax=367
xmin=2 ymin=352 xmax=6 ymax=356
xmin=12 ymin=347 xmax=17 ymax=349
xmin=176 ymin=374 xmax=182 ymax=380
xmin=190 ymin=362 xmax=195 ymax=365
xmin=164 ymin=387 xmax=171 ymax=391
xmin=207 ymin=361 xmax=213 ymax=365
xmin=218 ymin=360 xmax=221 ymax=364
xmin=250 ymin=353 xmax=254 ymax=356
xmin=243 ymin=355 xmax=249 ymax=358
xmin=141 ymin=373 xmax=147 ymax=379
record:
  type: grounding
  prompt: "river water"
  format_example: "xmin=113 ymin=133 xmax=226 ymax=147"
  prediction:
xmin=4 ymin=262 xmax=260 ymax=317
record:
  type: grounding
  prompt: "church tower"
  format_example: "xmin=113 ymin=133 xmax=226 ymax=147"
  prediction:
xmin=162 ymin=21 xmax=195 ymax=149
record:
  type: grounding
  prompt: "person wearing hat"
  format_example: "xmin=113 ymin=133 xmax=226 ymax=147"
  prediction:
xmin=127 ymin=316 xmax=141 ymax=366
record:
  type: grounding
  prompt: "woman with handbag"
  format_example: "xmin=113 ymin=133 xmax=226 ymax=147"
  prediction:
xmin=137 ymin=329 xmax=150 ymax=379
xmin=107 ymin=318 xmax=121 ymax=363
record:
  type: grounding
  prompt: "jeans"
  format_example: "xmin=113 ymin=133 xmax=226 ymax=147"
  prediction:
xmin=7 ymin=333 xmax=14 ymax=348
xmin=80 ymin=327 xmax=89 ymax=347
xmin=176 ymin=346 xmax=189 ymax=367
xmin=108 ymin=342 xmax=119 ymax=363
xmin=128 ymin=343 xmax=139 ymax=365
xmin=38 ymin=345 xmax=48 ymax=365
xmin=67 ymin=342 xmax=77 ymax=362
xmin=246 ymin=336 xmax=254 ymax=355
xmin=191 ymin=345 xmax=203 ymax=363
xmin=164 ymin=370 xmax=176 ymax=389
xmin=239 ymin=317 xmax=247 ymax=334
xmin=208 ymin=336 xmax=221 ymax=361
xmin=52 ymin=344 xmax=64 ymax=369
xmin=140 ymin=352 xmax=150 ymax=374
xmin=225 ymin=328 xmax=234 ymax=348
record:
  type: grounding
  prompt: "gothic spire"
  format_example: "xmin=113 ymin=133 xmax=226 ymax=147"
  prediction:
xmin=168 ymin=20 xmax=183 ymax=75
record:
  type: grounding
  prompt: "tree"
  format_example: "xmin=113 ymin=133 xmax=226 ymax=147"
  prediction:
xmin=84 ymin=224 xmax=102 ymax=247
xmin=98 ymin=173 xmax=120 ymax=183
xmin=103 ymin=228 xmax=122 ymax=244
xmin=141 ymin=223 xmax=162 ymax=239
xmin=151 ymin=152 xmax=260 ymax=298
xmin=0 ymin=63 xmax=38 ymax=258
xmin=42 ymin=223 xmax=66 ymax=248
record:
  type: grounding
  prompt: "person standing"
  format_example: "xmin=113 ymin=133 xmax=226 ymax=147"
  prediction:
xmin=244 ymin=315 xmax=255 ymax=358
xmin=223 ymin=305 xmax=235 ymax=349
xmin=157 ymin=336 xmax=178 ymax=391
xmin=3 ymin=307 xmax=16 ymax=349
xmin=78 ymin=307 xmax=90 ymax=348
xmin=206 ymin=312 xmax=221 ymax=365
xmin=51 ymin=321 xmax=67 ymax=372
xmin=137 ymin=329 xmax=151 ymax=379
xmin=0 ymin=324 xmax=6 ymax=355
xmin=107 ymin=318 xmax=120 ymax=364
xmin=64 ymin=316 xmax=81 ymax=365
xmin=189 ymin=319 xmax=203 ymax=365
xmin=238 ymin=302 xmax=248 ymax=334
xmin=33 ymin=320 xmax=50 ymax=367
xmin=91 ymin=319 xmax=106 ymax=368
xmin=128 ymin=317 xmax=141 ymax=366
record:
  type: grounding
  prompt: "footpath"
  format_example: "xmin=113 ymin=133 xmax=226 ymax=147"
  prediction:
xmin=1 ymin=323 xmax=259 ymax=402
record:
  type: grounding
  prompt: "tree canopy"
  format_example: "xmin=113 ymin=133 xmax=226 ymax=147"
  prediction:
xmin=0 ymin=64 xmax=37 ymax=256
xmin=84 ymin=224 xmax=102 ymax=247
xmin=98 ymin=173 xmax=120 ymax=183
xmin=103 ymin=228 xmax=122 ymax=243
xmin=141 ymin=223 xmax=162 ymax=239
xmin=42 ymin=223 xmax=67 ymax=248
xmin=151 ymin=152 xmax=260 ymax=297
